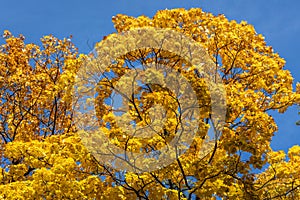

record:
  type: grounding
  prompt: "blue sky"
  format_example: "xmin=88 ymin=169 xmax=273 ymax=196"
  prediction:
xmin=0 ymin=0 xmax=299 ymax=152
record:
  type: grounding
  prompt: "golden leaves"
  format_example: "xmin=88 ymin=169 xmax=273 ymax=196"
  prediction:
xmin=0 ymin=7 xmax=299 ymax=199
xmin=255 ymin=147 xmax=300 ymax=199
xmin=107 ymin=8 xmax=299 ymax=199
xmin=0 ymin=31 xmax=100 ymax=199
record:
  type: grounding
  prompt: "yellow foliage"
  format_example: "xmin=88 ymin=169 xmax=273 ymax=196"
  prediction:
xmin=0 ymin=8 xmax=299 ymax=199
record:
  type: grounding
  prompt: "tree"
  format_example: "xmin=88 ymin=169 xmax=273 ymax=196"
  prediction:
xmin=0 ymin=8 xmax=299 ymax=199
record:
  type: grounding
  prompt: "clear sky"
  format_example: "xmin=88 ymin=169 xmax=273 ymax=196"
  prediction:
xmin=0 ymin=0 xmax=299 ymax=152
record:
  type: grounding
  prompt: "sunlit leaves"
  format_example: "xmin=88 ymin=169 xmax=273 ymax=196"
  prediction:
xmin=0 ymin=7 xmax=299 ymax=199
xmin=106 ymin=8 xmax=300 ymax=199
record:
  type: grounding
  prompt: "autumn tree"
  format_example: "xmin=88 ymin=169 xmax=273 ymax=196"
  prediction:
xmin=0 ymin=8 xmax=300 ymax=200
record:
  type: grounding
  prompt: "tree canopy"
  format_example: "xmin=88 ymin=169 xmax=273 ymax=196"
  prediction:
xmin=0 ymin=8 xmax=299 ymax=200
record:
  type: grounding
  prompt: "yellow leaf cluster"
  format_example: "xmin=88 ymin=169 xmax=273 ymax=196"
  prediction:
xmin=0 ymin=8 xmax=299 ymax=199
